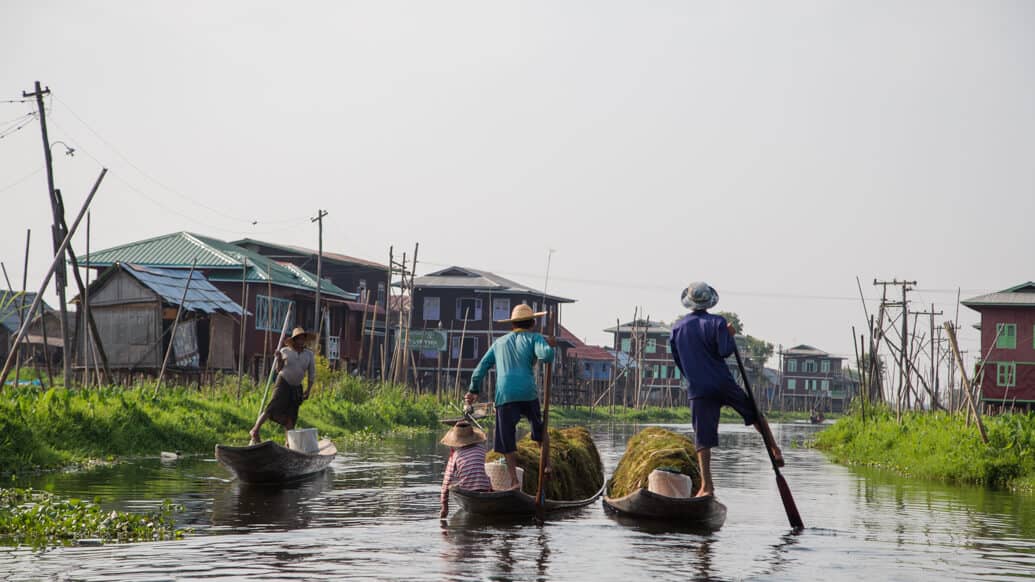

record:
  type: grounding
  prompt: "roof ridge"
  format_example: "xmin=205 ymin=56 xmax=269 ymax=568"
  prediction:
xmin=181 ymin=232 xmax=240 ymax=266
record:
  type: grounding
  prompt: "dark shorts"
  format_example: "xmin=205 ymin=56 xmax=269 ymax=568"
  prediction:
xmin=691 ymin=386 xmax=758 ymax=450
xmin=493 ymin=399 xmax=543 ymax=454
xmin=266 ymin=376 xmax=303 ymax=428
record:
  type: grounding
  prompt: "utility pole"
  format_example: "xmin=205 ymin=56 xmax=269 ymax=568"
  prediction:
xmin=24 ymin=81 xmax=72 ymax=385
xmin=915 ymin=305 xmax=943 ymax=408
xmin=874 ymin=279 xmax=916 ymax=418
xmin=311 ymin=209 xmax=328 ymax=356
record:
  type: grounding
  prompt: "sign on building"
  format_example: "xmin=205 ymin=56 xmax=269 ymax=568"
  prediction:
xmin=407 ymin=330 xmax=448 ymax=351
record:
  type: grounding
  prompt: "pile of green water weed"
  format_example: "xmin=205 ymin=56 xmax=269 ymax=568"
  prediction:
xmin=0 ymin=487 xmax=185 ymax=547
xmin=608 ymin=427 xmax=699 ymax=498
xmin=486 ymin=426 xmax=604 ymax=500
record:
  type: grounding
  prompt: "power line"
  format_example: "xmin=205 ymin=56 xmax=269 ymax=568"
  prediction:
xmin=0 ymin=166 xmax=44 ymax=195
xmin=50 ymin=95 xmax=268 ymax=225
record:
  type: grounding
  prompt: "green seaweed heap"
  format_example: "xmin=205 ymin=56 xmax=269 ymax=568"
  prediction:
xmin=486 ymin=426 xmax=604 ymax=500
xmin=0 ymin=488 xmax=186 ymax=547
xmin=608 ymin=427 xmax=700 ymax=498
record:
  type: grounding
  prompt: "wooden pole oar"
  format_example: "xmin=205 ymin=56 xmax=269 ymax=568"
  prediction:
xmin=732 ymin=345 xmax=804 ymax=529
xmin=534 ymin=307 xmax=555 ymax=524
xmin=256 ymin=303 xmax=295 ymax=421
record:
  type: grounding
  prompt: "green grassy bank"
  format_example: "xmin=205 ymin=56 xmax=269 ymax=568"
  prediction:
xmin=0 ymin=377 xmax=445 ymax=474
xmin=813 ymin=406 xmax=1035 ymax=492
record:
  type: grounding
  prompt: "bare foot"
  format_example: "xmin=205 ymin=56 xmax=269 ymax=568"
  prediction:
xmin=694 ymin=489 xmax=714 ymax=498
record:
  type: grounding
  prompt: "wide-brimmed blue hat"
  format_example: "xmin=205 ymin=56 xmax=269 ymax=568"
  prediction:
xmin=681 ymin=281 xmax=719 ymax=311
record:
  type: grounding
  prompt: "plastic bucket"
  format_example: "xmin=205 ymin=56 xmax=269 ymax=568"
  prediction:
xmin=286 ymin=428 xmax=319 ymax=454
xmin=485 ymin=463 xmax=524 ymax=490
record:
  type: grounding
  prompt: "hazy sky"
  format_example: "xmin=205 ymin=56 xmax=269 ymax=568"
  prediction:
xmin=2 ymin=1 xmax=1033 ymax=369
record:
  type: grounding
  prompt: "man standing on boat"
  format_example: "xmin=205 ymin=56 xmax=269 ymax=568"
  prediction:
xmin=249 ymin=327 xmax=317 ymax=445
xmin=465 ymin=304 xmax=555 ymax=489
xmin=669 ymin=282 xmax=784 ymax=497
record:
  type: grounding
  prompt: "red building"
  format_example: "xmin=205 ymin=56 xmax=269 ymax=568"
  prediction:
xmin=962 ymin=282 xmax=1035 ymax=411
xmin=410 ymin=266 xmax=575 ymax=392
xmin=604 ymin=320 xmax=684 ymax=406
xmin=780 ymin=344 xmax=854 ymax=413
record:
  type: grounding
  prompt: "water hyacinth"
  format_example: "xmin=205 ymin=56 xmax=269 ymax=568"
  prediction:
xmin=0 ymin=488 xmax=186 ymax=547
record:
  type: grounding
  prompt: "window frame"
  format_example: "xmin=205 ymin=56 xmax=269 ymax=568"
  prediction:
xmin=787 ymin=378 xmax=797 ymax=391
xmin=787 ymin=359 xmax=798 ymax=373
xmin=820 ymin=360 xmax=831 ymax=373
xmin=255 ymin=295 xmax=295 ymax=332
xmin=645 ymin=338 xmax=657 ymax=354
xmin=450 ymin=336 xmax=480 ymax=360
xmin=492 ymin=298 xmax=511 ymax=322
xmin=996 ymin=323 xmax=1017 ymax=349
xmin=996 ymin=362 xmax=1016 ymax=387
xmin=456 ymin=298 xmax=483 ymax=321
xmin=621 ymin=337 xmax=631 ymax=353
xmin=422 ymin=296 xmax=440 ymax=321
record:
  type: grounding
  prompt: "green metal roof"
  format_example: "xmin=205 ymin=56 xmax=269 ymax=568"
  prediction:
xmin=78 ymin=232 xmax=357 ymax=300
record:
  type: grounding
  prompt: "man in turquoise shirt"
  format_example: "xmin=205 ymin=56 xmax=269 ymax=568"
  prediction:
xmin=465 ymin=304 xmax=555 ymax=489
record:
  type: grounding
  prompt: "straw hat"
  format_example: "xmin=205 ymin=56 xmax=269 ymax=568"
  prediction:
xmin=440 ymin=421 xmax=486 ymax=447
xmin=680 ymin=281 xmax=719 ymax=311
xmin=289 ymin=327 xmax=317 ymax=344
xmin=497 ymin=303 xmax=547 ymax=324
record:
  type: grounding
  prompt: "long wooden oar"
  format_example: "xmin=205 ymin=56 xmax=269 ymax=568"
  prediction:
xmin=255 ymin=304 xmax=295 ymax=420
xmin=732 ymin=345 xmax=804 ymax=529
xmin=534 ymin=308 xmax=555 ymax=524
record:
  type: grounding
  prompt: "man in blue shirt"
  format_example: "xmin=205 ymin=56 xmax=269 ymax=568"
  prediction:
xmin=466 ymin=303 xmax=555 ymax=489
xmin=670 ymin=282 xmax=783 ymax=498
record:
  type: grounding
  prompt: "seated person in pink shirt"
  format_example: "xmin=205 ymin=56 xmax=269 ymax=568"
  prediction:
xmin=439 ymin=421 xmax=493 ymax=518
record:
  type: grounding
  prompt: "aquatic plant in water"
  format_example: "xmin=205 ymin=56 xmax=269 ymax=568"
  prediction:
xmin=608 ymin=427 xmax=699 ymax=498
xmin=485 ymin=426 xmax=604 ymax=500
xmin=0 ymin=487 xmax=185 ymax=547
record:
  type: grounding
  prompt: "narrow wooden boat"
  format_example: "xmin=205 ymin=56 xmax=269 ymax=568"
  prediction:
xmin=450 ymin=481 xmax=605 ymax=516
xmin=215 ymin=439 xmax=337 ymax=484
xmin=603 ymin=487 xmax=727 ymax=529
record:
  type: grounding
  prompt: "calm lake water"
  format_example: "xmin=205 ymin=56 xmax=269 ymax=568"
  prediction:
xmin=2 ymin=422 xmax=1033 ymax=581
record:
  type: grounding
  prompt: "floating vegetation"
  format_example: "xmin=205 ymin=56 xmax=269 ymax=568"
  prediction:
xmin=813 ymin=406 xmax=1035 ymax=492
xmin=486 ymin=426 xmax=604 ymax=500
xmin=0 ymin=488 xmax=186 ymax=547
xmin=608 ymin=427 xmax=699 ymax=498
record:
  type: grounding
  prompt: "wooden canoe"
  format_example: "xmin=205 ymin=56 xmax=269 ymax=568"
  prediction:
xmin=450 ymin=482 xmax=605 ymax=516
xmin=603 ymin=487 xmax=727 ymax=529
xmin=215 ymin=439 xmax=337 ymax=484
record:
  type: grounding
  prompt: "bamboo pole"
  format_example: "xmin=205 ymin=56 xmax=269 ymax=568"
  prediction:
xmin=0 ymin=168 xmax=106 ymax=390
xmin=236 ymin=258 xmax=249 ymax=396
xmin=256 ymin=304 xmax=295 ymax=420
xmin=452 ymin=308 xmax=470 ymax=401
xmin=153 ymin=258 xmax=197 ymax=398
xmin=944 ymin=322 xmax=988 ymax=443
xmin=14 ymin=230 xmax=30 ymax=387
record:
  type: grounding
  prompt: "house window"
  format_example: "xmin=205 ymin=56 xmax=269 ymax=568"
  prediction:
xmin=996 ymin=323 xmax=1017 ymax=349
xmin=621 ymin=338 xmax=631 ymax=353
xmin=997 ymin=362 xmax=1016 ymax=387
xmin=423 ymin=297 xmax=440 ymax=321
xmin=804 ymin=360 xmax=818 ymax=373
xmin=645 ymin=338 xmax=657 ymax=354
xmin=456 ymin=298 xmax=483 ymax=321
xmin=357 ymin=279 xmax=367 ymax=297
xmin=652 ymin=364 xmax=659 ymax=378
xmin=377 ymin=283 xmax=385 ymax=306
xmin=451 ymin=336 xmax=479 ymax=359
xmin=255 ymin=295 xmax=295 ymax=331
xmin=658 ymin=365 xmax=668 ymax=379
xmin=665 ymin=342 xmax=671 ymax=354
xmin=821 ymin=379 xmax=830 ymax=391
xmin=787 ymin=360 xmax=798 ymax=373
xmin=787 ymin=378 xmax=797 ymax=391
xmin=673 ymin=367 xmax=681 ymax=379
xmin=492 ymin=298 xmax=510 ymax=321
xmin=820 ymin=360 xmax=830 ymax=373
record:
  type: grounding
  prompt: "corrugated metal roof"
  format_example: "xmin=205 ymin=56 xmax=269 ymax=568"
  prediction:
xmin=963 ymin=282 xmax=1035 ymax=308
xmin=121 ymin=264 xmax=245 ymax=315
xmin=232 ymin=238 xmax=388 ymax=271
xmin=79 ymin=232 xmax=358 ymax=300
xmin=414 ymin=266 xmax=575 ymax=303
xmin=784 ymin=344 xmax=832 ymax=357
xmin=0 ymin=291 xmax=52 ymax=332
xmin=603 ymin=320 xmax=672 ymax=334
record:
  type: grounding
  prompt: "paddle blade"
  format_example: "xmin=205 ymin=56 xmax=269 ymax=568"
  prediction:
xmin=775 ymin=472 xmax=804 ymax=529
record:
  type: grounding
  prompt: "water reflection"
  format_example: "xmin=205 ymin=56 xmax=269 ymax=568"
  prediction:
xmin=211 ymin=470 xmax=334 ymax=532
xmin=2 ymin=422 xmax=1034 ymax=581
